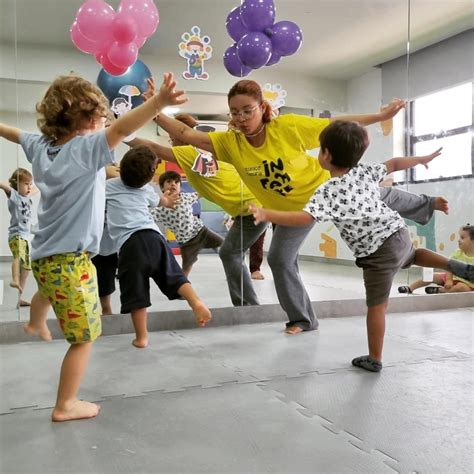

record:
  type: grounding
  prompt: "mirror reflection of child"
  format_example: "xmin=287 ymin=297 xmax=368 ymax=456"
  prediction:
xmin=0 ymin=168 xmax=33 ymax=306
xmin=398 ymin=224 xmax=474 ymax=294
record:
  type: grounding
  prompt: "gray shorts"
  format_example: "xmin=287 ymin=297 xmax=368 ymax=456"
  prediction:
xmin=355 ymin=227 xmax=416 ymax=307
xmin=180 ymin=226 xmax=224 ymax=271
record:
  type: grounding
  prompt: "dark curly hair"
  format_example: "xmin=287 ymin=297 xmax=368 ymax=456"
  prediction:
xmin=120 ymin=145 xmax=158 ymax=188
xmin=319 ymin=120 xmax=369 ymax=168
xmin=8 ymin=168 xmax=33 ymax=190
xmin=158 ymin=170 xmax=181 ymax=188
xmin=36 ymin=75 xmax=111 ymax=140
xmin=461 ymin=224 xmax=474 ymax=240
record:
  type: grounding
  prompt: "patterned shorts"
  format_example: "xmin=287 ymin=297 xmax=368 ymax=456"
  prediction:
xmin=32 ymin=252 xmax=102 ymax=344
xmin=8 ymin=236 xmax=31 ymax=270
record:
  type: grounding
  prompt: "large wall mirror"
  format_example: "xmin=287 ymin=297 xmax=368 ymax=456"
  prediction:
xmin=0 ymin=0 xmax=471 ymax=327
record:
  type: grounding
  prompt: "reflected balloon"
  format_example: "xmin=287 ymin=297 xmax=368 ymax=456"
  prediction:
xmin=223 ymin=44 xmax=252 ymax=77
xmin=237 ymin=32 xmax=272 ymax=69
xmin=97 ymin=59 xmax=152 ymax=106
xmin=269 ymin=20 xmax=303 ymax=56
xmin=240 ymin=0 xmax=275 ymax=32
xmin=225 ymin=6 xmax=249 ymax=42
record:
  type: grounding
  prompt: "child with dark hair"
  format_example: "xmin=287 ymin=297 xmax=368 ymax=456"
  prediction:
xmin=0 ymin=71 xmax=186 ymax=422
xmin=152 ymin=170 xmax=224 ymax=276
xmin=250 ymin=120 xmax=474 ymax=372
xmin=399 ymin=224 xmax=474 ymax=294
xmin=106 ymin=145 xmax=212 ymax=349
xmin=0 ymin=168 xmax=33 ymax=304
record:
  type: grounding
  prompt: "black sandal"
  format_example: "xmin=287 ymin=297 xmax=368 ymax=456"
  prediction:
xmin=398 ymin=285 xmax=412 ymax=294
xmin=425 ymin=286 xmax=441 ymax=294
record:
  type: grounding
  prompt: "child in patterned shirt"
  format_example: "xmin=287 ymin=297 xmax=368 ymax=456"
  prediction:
xmin=152 ymin=170 xmax=223 ymax=276
xmin=250 ymin=120 xmax=474 ymax=373
xmin=0 ymin=168 xmax=33 ymax=305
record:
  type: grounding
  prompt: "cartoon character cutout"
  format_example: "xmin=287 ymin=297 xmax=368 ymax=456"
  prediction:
xmin=179 ymin=26 xmax=212 ymax=81
xmin=192 ymin=151 xmax=219 ymax=177
xmin=262 ymin=83 xmax=287 ymax=111
xmin=110 ymin=85 xmax=143 ymax=142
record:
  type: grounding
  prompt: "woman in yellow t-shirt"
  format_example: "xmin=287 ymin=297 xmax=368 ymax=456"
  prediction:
xmin=155 ymin=79 xmax=435 ymax=334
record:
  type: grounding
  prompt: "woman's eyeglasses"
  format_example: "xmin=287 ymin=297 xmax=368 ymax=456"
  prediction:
xmin=229 ymin=104 xmax=260 ymax=121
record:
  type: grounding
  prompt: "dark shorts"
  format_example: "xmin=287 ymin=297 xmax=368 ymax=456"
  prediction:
xmin=355 ymin=227 xmax=416 ymax=307
xmin=118 ymin=230 xmax=189 ymax=314
xmin=180 ymin=226 xmax=224 ymax=271
xmin=91 ymin=253 xmax=118 ymax=297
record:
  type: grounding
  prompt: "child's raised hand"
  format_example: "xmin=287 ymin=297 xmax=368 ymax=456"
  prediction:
xmin=249 ymin=203 xmax=266 ymax=225
xmin=379 ymin=99 xmax=406 ymax=120
xmin=159 ymin=73 xmax=187 ymax=107
xmin=141 ymin=77 xmax=156 ymax=102
xmin=419 ymin=147 xmax=443 ymax=168
xmin=162 ymin=189 xmax=180 ymax=209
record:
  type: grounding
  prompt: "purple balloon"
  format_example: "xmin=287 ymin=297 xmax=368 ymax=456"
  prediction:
xmin=240 ymin=0 xmax=275 ymax=32
xmin=237 ymin=32 xmax=272 ymax=69
xmin=226 ymin=6 xmax=249 ymax=42
xmin=268 ymin=20 xmax=303 ymax=56
xmin=265 ymin=50 xmax=281 ymax=66
xmin=223 ymin=44 xmax=252 ymax=77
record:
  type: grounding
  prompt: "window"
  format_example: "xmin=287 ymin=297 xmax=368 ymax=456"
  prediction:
xmin=408 ymin=82 xmax=473 ymax=182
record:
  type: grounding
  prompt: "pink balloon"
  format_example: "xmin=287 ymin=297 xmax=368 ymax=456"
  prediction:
xmin=100 ymin=54 xmax=129 ymax=76
xmin=75 ymin=0 xmax=115 ymax=42
xmin=70 ymin=22 xmax=100 ymax=54
xmin=134 ymin=36 xmax=147 ymax=48
xmin=107 ymin=41 xmax=138 ymax=68
xmin=118 ymin=0 xmax=159 ymax=37
xmin=112 ymin=12 xmax=138 ymax=43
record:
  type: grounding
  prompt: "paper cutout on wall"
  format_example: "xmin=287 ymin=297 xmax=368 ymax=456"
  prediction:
xmin=178 ymin=26 xmax=212 ymax=80
xmin=262 ymin=83 xmax=287 ymax=110
xmin=319 ymin=232 xmax=337 ymax=258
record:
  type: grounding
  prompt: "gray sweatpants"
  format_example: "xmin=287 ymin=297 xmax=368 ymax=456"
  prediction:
xmin=219 ymin=187 xmax=436 ymax=330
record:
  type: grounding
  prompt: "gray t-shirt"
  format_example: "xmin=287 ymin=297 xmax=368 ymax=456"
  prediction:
xmin=303 ymin=163 xmax=405 ymax=258
xmin=105 ymin=178 xmax=162 ymax=252
xmin=20 ymin=131 xmax=114 ymax=260
xmin=7 ymin=188 xmax=32 ymax=240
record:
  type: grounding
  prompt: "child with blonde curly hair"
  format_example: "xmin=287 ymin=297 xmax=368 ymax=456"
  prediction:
xmin=0 ymin=167 xmax=33 ymax=305
xmin=0 ymin=72 xmax=186 ymax=422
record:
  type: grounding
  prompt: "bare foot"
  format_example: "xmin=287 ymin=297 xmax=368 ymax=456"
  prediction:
xmin=434 ymin=196 xmax=448 ymax=215
xmin=23 ymin=323 xmax=53 ymax=342
xmin=52 ymin=400 xmax=100 ymax=422
xmin=251 ymin=271 xmax=265 ymax=280
xmin=192 ymin=301 xmax=212 ymax=327
xmin=17 ymin=299 xmax=31 ymax=308
xmin=132 ymin=337 xmax=148 ymax=348
xmin=285 ymin=326 xmax=304 ymax=335
xmin=9 ymin=281 xmax=23 ymax=293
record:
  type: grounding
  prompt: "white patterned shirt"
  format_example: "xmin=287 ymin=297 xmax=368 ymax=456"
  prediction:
xmin=151 ymin=192 xmax=203 ymax=244
xmin=303 ymin=164 xmax=405 ymax=258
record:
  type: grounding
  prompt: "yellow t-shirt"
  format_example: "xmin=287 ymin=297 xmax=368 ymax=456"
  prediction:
xmin=172 ymin=145 xmax=260 ymax=217
xmin=209 ymin=114 xmax=331 ymax=211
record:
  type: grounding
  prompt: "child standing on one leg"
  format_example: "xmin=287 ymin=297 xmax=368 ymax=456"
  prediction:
xmin=0 ymin=72 xmax=186 ymax=421
xmin=250 ymin=120 xmax=474 ymax=372
xmin=106 ymin=146 xmax=212 ymax=348
xmin=0 ymin=168 xmax=33 ymax=306
xmin=398 ymin=224 xmax=474 ymax=294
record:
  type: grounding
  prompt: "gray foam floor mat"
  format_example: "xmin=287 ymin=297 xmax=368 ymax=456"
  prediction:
xmin=1 ymin=308 xmax=472 ymax=473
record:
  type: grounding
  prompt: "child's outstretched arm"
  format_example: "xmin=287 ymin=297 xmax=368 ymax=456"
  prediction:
xmin=143 ymin=77 xmax=215 ymax=154
xmin=385 ymin=147 xmax=442 ymax=174
xmin=106 ymin=73 xmax=187 ymax=149
xmin=0 ymin=123 xmax=21 ymax=144
xmin=0 ymin=180 xmax=12 ymax=197
xmin=331 ymin=98 xmax=406 ymax=126
xmin=127 ymin=137 xmax=177 ymax=164
xmin=249 ymin=204 xmax=314 ymax=227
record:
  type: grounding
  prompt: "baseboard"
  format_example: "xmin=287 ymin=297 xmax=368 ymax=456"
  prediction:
xmin=1 ymin=293 xmax=472 ymax=344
